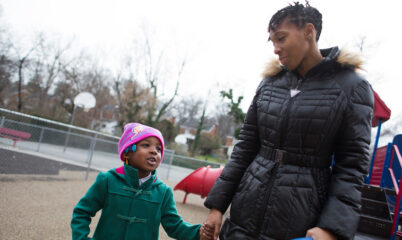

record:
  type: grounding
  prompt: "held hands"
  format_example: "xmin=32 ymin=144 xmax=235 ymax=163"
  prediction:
xmin=201 ymin=212 xmax=336 ymax=240
xmin=200 ymin=223 xmax=215 ymax=240
xmin=201 ymin=208 xmax=222 ymax=240
xmin=306 ymin=227 xmax=337 ymax=240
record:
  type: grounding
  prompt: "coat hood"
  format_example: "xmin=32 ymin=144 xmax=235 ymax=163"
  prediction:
xmin=262 ymin=47 xmax=364 ymax=78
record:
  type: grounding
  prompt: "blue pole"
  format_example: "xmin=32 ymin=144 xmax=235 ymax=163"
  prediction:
xmin=380 ymin=143 xmax=393 ymax=188
xmin=366 ymin=119 xmax=382 ymax=184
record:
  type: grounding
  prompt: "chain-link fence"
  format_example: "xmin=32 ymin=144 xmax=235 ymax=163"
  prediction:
xmin=0 ymin=108 xmax=220 ymax=182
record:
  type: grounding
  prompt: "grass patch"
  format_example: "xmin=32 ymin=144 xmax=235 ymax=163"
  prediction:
xmin=172 ymin=155 xmax=221 ymax=170
xmin=195 ymin=155 xmax=220 ymax=162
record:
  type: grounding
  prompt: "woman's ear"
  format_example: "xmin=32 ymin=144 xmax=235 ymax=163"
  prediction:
xmin=304 ymin=23 xmax=316 ymax=41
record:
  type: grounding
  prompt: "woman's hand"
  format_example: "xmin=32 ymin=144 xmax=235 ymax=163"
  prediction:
xmin=203 ymin=208 xmax=223 ymax=240
xmin=306 ymin=227 xmax=337 ymax=240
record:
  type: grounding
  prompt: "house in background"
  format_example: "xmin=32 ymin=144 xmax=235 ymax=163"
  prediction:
xmin=174 ymin=119 xmax=214 ymax=146
xmin=175 ymin=119 xmax=236 ymax=158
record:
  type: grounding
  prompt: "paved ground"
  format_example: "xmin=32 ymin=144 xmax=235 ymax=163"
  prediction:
xmin=0 ymin=139 xmax=197 ymax=183
xmin=0 ymin=148 xmax=94 ymax=174
xmin=0 ymin=146 xmax=211 ymax=240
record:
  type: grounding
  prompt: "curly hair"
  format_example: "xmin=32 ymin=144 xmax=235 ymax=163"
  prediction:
xmin=268 ymin=1 xmax=322 ymax=41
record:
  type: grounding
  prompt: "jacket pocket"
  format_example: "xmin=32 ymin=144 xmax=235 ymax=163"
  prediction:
xmin=108 ymin=189 xmax=133 ymax=198
xmin=230 ymin=157 xmax=275 ymax=232
xmin=107 ymin=186 xmax=136 ymax=207
xmin=286 ymin=186 xmax=319 ymax=238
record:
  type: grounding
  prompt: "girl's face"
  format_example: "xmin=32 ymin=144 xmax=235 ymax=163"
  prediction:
xmin=269 ymin=18 xmax=310 ymax=71
xmin=124 ymin=137 xmax=162 ymax=179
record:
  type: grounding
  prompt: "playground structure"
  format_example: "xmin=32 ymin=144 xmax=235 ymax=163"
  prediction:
xmin=362 ymin=132 xmax=402 ymax=239
xmin=353 ymin=90 xmax=402 ymax=239
xmin=174 ymin=165 xmax=223 ymax=204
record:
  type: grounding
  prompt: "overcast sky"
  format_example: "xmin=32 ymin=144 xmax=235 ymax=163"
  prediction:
xmin=1 ymin=0 xmax=401 ymax=126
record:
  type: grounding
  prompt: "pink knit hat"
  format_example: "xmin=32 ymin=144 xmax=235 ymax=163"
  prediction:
xmin=118 ymin=123 xmax=164 ymax=161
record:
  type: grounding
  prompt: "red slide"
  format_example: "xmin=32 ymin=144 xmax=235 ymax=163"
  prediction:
xmin=174 ymin=165 xmax=224 ymax=204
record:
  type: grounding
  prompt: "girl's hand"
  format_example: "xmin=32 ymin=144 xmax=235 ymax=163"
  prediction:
xmin=200 ymin=223 xmax=215 ymax=240
xmin=306 ymin=227 xmax=337 ymax=240
xmin=203 ymin=209 xmax=222 ymax=240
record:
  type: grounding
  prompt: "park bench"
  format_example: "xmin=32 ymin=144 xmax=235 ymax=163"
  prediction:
xmin=0 ymin=127 xmax=31 ymax=147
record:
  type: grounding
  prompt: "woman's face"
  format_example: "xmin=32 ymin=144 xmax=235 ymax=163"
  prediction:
xmin=269 ymin=19 xmax=310 ymax=70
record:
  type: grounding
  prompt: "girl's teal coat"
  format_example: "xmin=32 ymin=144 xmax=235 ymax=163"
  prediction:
xmin=71 ymin=165 xmax=201 ymax=240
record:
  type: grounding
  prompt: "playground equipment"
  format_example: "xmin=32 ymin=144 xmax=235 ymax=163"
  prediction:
xmin=174 ymin=165 xmax=223 ymax=204
xmin=358 ymin=134 xmax=402 ymax=239
xmin=358 ymin=90 xmax=402 ymax=239
xmin=366 ymin=90 xmax=392 ymax=184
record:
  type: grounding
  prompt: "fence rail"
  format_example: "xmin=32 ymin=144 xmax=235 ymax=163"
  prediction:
xmin=0 ymin=108 xmax=221 ymax=182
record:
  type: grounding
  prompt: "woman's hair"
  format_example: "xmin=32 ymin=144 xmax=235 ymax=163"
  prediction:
xmin=268 ymin=1 xmax=322 ymax=41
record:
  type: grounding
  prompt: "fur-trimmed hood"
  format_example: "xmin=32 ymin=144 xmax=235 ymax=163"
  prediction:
xmin=262 ymin=47 xmax=363 ymax=78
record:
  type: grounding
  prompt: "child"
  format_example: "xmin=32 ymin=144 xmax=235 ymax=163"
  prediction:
xmin=71 ymin=123 xmax=203 ymax=240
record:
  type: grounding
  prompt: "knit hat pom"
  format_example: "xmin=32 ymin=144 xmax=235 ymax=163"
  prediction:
xmin=118 ymin=123 xmax=165 ymax=161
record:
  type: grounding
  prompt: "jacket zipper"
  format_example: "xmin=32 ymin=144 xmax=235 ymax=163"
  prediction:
xmin=256 ymin=78 xmax=301 ymax=236
xmin=279 ymin=97 xmax=295 ymax=148
xmin=279 ymin=77 xmax=300 ymax=148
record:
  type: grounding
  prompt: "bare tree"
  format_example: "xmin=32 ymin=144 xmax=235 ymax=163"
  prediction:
xmin=191 ymin=101 xmax=207 ymax=157
xmin=10 ymin=34 xmax=42 ymax=111
xmin=113 ymin=52 xmax=144 ymax=128
xmin=354 ymin=35 xmax=379 ymax=54
xmin=0 ymin=55 xmax=13 ymax=106
xmin=113 ymin=26 xmax=188 ymax=128
xmin=117 ymin=79 xmax=153 ymax=127
xmin=45 ymin=51 xmax=101 ymax=124
xmin=152 ymin=59 xmax=185 ymax=124
xmin=171 ymin=95 xmax=203 ymax=129
xmin=214 ymin=103 xmax=236 ymax=145
xmin=63 ymin=62 xmax=117 ymax=129
xmin=30 ymin=35 xmax=73 ymax=111
xmin=0 ymin=28 xmax=14 ymax=105
xmin=56 ymin=50 xmax=91 ymax=117
xmin=136 ymin=26 xmax=188 ymax=126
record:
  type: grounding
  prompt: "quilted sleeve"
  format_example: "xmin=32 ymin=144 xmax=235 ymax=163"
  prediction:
xmin=317 ymin=80 xmax=374 ymax=240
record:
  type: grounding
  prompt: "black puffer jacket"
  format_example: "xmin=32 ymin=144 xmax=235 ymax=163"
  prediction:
xmin=204 ymin=47 xmax=374 ymax=240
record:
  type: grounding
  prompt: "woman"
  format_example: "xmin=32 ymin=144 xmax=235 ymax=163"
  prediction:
xmin=203 ymin=2 xmax=373 ymax=240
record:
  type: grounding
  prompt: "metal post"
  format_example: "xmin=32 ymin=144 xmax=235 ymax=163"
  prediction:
xmin=166 ymin=150 xmax=174 ymax=181
xmin=36 ymin=127 xmax=44 ymax=152
xmin=85 ymin=133 xmax=98 ymax=180
xmin=366 ymin=119 xmax=382 ymax=184
xmin=380 ymin=143 xmax=393 ymax=188
xmin=63 ymin=105 xmax=77 ymax=152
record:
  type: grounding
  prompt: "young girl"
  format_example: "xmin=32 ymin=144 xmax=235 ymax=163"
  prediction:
xmin=71 ymin=123 xmax=202 ymax=240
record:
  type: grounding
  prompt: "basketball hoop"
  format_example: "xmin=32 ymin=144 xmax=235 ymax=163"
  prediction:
xmin=74 ymin=92 xmax=96 ymax=110
xmin=64 ymin=92 xmax=96 ymax=152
